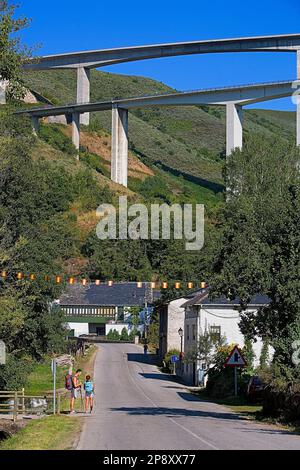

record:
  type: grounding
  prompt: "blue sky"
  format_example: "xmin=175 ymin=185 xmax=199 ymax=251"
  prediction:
xmin=19 ymin=0 xmax=300 ymax=111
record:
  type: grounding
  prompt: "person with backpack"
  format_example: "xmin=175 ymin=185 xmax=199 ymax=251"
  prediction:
xmin=66 ymin=368 xmax=82 ymax=413
xmin=84 ymin=375 xmax=95 ymax=413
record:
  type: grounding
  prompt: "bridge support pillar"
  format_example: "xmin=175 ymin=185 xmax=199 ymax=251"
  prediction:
xmin=72 ymin=112 xmax=80 ymax=160
xmin=31 ymin=116 xmax=40 ymax=135
xmin=226 ymin=103 xmax=243 ymax=157
xmin=111 ymin=106 xmax=128 ymax=187
xmin=77 ymin=67 xmax=90 ymax=126
xmin=0 ymin=79 xmax=7 ymax=104
xmin=297 ymin=50 xmax=300 ymax=147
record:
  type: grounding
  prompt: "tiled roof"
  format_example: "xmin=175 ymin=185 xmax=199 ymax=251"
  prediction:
xmin=181 ymin=289 xmax=269 ymax=308
xmin=59 ymin=282 xmax=161 ymax=307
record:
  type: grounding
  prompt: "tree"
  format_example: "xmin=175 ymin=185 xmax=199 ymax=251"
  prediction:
xmin=107 ymin=329 xmax=120 ymax=341
xmin=243 ymin=338 xmax=255 ymax=374
xmin=184 ymin=330 xmax=226 ymax=368
xmin=147 ymin=311 xmax=159 ymax=351
xmin=120 ymin=327 xmax=129 ymax=341
xmin=0 ymin=1 xmax=33 ymax=99
xmin=210 ymin=136 xmax=300 ymax=381
xmin=0 ymin=113 xmax=77 ymax=362
xmin=127 ymin=306 xmax=141 ymax=331
xmin=259 ymin=337 xmax=269 ymax=369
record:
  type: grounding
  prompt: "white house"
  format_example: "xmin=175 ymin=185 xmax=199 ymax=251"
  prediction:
xmin=54 ymin=282 xmax=160 ymax=338
xmin=181 ymin=289 xmax=270 ymax=385
xmin=158 ymin=297 xmax=187 ymax=360
xmin=158 ymin=291 xmax=203 ymax=360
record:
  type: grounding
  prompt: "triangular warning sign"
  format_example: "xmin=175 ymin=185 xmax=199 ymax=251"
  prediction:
xmin=225 ymin=345 xmax=247 ymax=367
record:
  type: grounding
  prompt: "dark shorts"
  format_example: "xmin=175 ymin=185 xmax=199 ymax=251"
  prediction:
xmin=71 ymin=388 xmax=79 ymax=399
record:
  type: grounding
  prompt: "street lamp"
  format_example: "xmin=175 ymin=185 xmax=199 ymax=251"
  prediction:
xmin=178 ymin=327 xmax=183 ymax=361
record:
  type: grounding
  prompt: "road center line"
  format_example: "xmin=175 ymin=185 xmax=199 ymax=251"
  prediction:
xmin=123 ymin=348 xmax=219 ymax=450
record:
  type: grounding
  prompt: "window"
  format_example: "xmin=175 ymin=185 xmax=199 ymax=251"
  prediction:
xmin=186 ymin=325 xmax=190 ymax=340
xmin=210 ymin=325 xmax=221 ymax=343
xmin=192 ymin=324 xmax=196 ymax=340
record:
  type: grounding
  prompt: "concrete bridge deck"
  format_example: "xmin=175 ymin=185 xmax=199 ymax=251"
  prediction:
xmin=16 ymin=78 xmax=299 ymax=187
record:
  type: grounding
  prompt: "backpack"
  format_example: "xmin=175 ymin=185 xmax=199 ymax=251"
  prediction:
xmin=65 ymin=374 xmax=73 ymax=391
xmin=84 ymin=380 xmax=93 ymax=393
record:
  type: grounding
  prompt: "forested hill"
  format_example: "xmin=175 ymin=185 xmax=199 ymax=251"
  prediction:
xmin=1 ymin=67 xmax=292 ymax=282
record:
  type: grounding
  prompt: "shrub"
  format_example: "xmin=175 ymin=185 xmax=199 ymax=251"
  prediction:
xmin=0 ymin=354 xmax=34 ymax=390
xmin=206 ymin=345 xmax=238 ymax=398
xmin=260 ymin=366 xmax=300 ymax=421
xmin=129 ymin=328 xmax=140 ymax=342
xmin=38 ymin=124 xmax=76 ymax=155
xmin=106 ymin=329 xmax=120 ymax=341
xmin=163 ymin=349 xmax=180 ymax=372
xmin=120 ymin=327 xmax=129 ymax=342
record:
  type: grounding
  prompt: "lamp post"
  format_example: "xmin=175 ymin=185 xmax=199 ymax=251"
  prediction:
xmin=178 ymin=327 xmax=183 ymax=373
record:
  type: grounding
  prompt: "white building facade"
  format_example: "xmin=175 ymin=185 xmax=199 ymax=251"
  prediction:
xmin=181 ymin=291 xmax=270 ymax=385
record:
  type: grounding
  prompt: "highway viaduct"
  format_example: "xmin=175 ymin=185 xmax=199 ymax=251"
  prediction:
xmin=17 ymin=80 xmax=298 ymax=187
xmin=22 ymin=33 xmax=300 ymax=128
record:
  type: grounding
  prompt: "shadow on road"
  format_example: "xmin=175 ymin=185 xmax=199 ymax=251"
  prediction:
xmin=127 ymin=353 xmax=158 ymax=365
xmin=110 ymin=406 xmax=244 ymax=421
xmin=139 ymin=373 xmax=178 ymax=382
xmin=177 ymin=392 xmax=209 ymax=402
xmin=109 ymin=406 xmax=298 ymax=436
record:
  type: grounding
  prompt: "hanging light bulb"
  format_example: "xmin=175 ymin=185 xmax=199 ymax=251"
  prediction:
xmin=1 ymin=271 xmax=7 ymax=278
xmin=81 ymin=279 xmax=87 ymax=286
xmin=17 ymin=272 xmax=23 ymax=280
xmin=108 ymin=280 xmax=113 ymax=287
xmin=200 ymin=281 xmax=207 ymax=289
xmin=55 ymin=276 xmax=62 ymax=284
xmin=188 ymin=282 xmax=194 ymax=289
xmin=151 ymin=282 xmax=156 ymax=289
xmin=30 ymin=274 xmax=36 ymax=281
xmin=137 ymin=282 xmax=143 ymax=288
xmin=69 ymin=277 xmax=75 ymax=285
xmin=175 ymin=282 xmax=181 ymax=289
xmin=95 ymin=279 xmax=100 ymax=285
xmin=162 ymin=282 xmax=168 ymax=289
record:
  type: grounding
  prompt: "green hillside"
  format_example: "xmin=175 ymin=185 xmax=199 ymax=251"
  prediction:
xmin=22 ymin=68 xmax=296 ymax=209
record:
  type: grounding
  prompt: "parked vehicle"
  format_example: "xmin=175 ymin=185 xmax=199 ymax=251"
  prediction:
xmin=247 ymin=375 xmax=264 ymax=402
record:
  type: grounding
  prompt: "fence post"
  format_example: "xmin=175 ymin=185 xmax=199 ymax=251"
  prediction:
xmin=57 ymin=393 xmax=61 ymax=415
xmin=21 ymin=388 xmax=25 ymax=415
xmin=13 ymin=391 xmax=18 ymax=422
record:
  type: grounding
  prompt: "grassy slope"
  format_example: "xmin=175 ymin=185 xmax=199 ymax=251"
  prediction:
xmin=25 ymin=346 xmax=97 ymax=396
xmin=0 ymin=348 xmax=98 ymax=450
xmin=0 ymin=415 xmax=82 ymax=450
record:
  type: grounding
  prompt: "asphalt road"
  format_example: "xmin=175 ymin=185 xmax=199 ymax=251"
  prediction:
xmin=78 ymin=343 xmax=300 ymax=450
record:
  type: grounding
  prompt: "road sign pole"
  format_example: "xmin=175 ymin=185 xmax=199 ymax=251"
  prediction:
xmin=51 ymin=359 xmax=57 ymax=414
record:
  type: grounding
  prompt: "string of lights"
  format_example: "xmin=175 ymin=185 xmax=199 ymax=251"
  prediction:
xmin=0 ymin=270 xmax=207 ymax=290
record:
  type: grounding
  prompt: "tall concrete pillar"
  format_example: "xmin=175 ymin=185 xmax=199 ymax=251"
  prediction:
xmin=297 ymin=50 xmax=300 ymax=147
xmin=77 ymin=67 xmax=90 ymax=126
xmin=111 ymin=106 xmax=128 ymax=187
xmin=226 ymin=103 xmax=243 ymax=156
xmin=0 ymin=79 xmax=7 ymax=104
xmin=72 ymin=112 xmax=80 ymax=160
xmin=31 ymin=116 xmax=40 ymax=136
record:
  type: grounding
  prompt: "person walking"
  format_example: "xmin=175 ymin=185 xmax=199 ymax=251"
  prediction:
xmin=69 ymin=368 xmax=82 ymax=414
xmin=84 ymin=375 xmax=95 ymax=413
xmin=143 ymin=343 xmax=148 ymax=355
